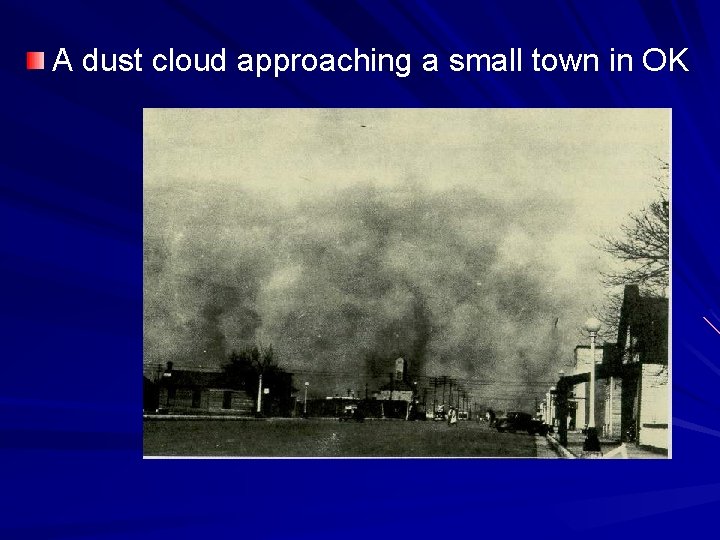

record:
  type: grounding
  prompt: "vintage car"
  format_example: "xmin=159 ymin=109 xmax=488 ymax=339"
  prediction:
xmin=495 ymin=411 xmax=549 ymax=435
xmin=339 ymin=404 xmax=364 ymax=422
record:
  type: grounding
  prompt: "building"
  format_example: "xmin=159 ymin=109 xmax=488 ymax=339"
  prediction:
xmin=600 ymin=353 xmax=623 ymax=440
xmin=375 ymin=357 xmax=415 ymax=403
xmin=152 ymin=362 xmax=255 ymax=415
xmin=550 ymin=345 xmax=607 ymax=436
xmin=143 ymin=376 xmax=159 ymax=412
xmin=373 ymin=357 xmax=418 ymax=419
xmin=611 ymin=285 xmax=669 ymax=449
xmin=554 ymin=285 xmax=668 ymax=452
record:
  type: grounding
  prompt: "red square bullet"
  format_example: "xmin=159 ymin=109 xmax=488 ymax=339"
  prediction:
xmin=26 ymin=51 xmax=45 ymax=70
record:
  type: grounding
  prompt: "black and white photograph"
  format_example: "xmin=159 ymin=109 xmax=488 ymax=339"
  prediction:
xmin=143 ymin=109 xmax=669 ymax=458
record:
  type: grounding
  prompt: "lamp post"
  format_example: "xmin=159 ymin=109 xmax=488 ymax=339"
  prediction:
xmin=583 ymin=317 xmax=602 ymax=452
xmin=303 ymin=381 xmax=309 ymax=417
xmin=256 ymin=372 xmax=263 ymax=416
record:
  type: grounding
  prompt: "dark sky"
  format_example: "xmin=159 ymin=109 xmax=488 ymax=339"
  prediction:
xmin=143 ymin=109 xmax=667 ymax=404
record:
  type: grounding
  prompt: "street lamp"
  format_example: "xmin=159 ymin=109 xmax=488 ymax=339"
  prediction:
xmin=256 ymin=372 xmax=263 ymax=416
xmin=583 ymin=317 xmax=602 ymax=452
xmin=303 ymin=381 xmax=309 ymax=417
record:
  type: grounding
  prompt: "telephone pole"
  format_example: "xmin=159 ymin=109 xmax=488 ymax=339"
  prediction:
xmin=256 ymin=372 xmax=263 ymax=415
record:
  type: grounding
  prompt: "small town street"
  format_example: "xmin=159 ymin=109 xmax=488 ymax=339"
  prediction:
xmin=144 ymin=418 xmax=547 ymax=458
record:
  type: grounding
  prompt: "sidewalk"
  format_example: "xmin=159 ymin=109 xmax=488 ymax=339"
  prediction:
xmin=555 ymin=430 xmax=667 ymax=459
xmin=536 ymin=434 xmax=573 ymax=458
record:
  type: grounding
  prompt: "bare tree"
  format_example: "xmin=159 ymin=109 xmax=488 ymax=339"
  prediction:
xmin=598 ymin=162 xmax=668 ymax=294
xmin=593 ymin=161 xmax=669 ymax=339
xmin=592 ymin=290 xmax=624 ymax=342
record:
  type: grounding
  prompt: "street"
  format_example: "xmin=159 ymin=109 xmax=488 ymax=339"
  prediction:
xmin=143 ymin=418 xmax=547 ymax=457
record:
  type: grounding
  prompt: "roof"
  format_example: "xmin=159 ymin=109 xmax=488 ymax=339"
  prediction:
xmin=159 ymin=369 xmax=227 ymax=388
xmin=557 ymin=372 xmax=589 ymax=390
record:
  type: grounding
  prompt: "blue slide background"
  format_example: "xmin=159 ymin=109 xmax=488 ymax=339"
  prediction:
xmin=2 ymin=1 xmax=719 ymax=538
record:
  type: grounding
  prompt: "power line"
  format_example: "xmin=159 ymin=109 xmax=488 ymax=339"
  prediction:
xmin=144 ymin=365 xmax=556 ymax=387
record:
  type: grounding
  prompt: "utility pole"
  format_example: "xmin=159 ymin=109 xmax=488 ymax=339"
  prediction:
xmin=254 ymin=344 xmax=273 ymax=417
xmin=256 ymin=372 xmax=263 ymax=415
xmin=303 ymin=382 xmax=309 ymax=416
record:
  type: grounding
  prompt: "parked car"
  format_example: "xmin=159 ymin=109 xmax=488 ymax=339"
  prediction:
xmin=495 ymin=411 xmax=549 ymax=435
xmin=339 ymin=404 xmax=364 ymax=422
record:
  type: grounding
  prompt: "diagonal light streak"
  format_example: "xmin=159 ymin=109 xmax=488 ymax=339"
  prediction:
xmin=674 ymin=417 xmax=720 ymax=439
xmin=703 ymin=316 xmax=720 ymax=335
